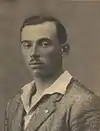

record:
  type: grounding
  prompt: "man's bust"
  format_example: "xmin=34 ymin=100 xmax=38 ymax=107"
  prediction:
xmin=4 ymin=15 xmax=100 ymax=131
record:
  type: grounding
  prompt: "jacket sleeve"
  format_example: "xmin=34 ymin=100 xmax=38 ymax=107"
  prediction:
xmin=4 ymin=99 xmax=12 ymax=131
xmin=70 ymin=93 xmax=100 ymax=131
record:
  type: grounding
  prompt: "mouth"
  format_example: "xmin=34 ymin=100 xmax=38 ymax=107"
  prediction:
xmin=29 ymin=62 xmax=43 ymax=68
xmin=29 ymin=62 xmax=43 ymax=65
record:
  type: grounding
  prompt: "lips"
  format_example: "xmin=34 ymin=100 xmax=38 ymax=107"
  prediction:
xmin=29 ymin=62 xmax=43 ymax=65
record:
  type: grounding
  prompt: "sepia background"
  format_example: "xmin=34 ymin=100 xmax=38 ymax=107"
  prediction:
xmin=0 ymin=0 xmax=100 ymax=130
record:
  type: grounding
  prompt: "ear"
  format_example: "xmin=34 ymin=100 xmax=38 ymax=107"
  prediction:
xmin=61 ymin=43 xmax=70 ymax=56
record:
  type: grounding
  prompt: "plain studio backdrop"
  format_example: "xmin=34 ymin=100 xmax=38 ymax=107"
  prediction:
xmin=0 ymin=0 xmax=100 ymax=130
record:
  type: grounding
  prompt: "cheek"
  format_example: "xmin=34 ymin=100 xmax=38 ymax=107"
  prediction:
xmin=42 ymin=47 xmax=61 ymax=62
xmin=48 ymin=47 xmax=61 ymax=57
xmin=21 ymin=49 xmax=30 ymax=61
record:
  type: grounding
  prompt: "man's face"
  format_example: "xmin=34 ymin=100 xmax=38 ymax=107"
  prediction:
xmin=21 ymin=22 xmax=63 ymax=77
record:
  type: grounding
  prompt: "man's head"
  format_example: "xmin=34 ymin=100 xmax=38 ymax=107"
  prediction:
xmin=20 ymin=15 xmax=69 ymax=78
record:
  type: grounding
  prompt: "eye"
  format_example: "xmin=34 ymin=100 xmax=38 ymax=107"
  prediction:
xmin=38 ymin=39 xmax=52 ymax=47
xmin=21 ymin=41 xmax=32 ymax=49
xmin=41 ymin=41 xmax=49 ymax=47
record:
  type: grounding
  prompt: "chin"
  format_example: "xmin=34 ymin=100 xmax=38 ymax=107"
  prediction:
xmin=32 ymin=69 xmax=52 ymax=78
xmin=31 ymin=69 xmax=45 ymax=77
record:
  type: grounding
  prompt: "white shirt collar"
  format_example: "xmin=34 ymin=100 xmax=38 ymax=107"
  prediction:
xmin=21 ymin=70 xmax=72 ymax=113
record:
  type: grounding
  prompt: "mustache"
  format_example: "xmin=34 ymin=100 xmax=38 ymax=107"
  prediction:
xmin=28 ymin=56 xmax=39 ymax=62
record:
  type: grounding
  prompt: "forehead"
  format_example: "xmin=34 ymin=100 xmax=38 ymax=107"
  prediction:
xmin=21 ymin=22 xmax=57 ymax=41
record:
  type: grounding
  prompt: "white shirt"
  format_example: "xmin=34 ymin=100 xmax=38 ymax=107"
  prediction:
xmin=21 ymin=70 xmax=72 ymax=129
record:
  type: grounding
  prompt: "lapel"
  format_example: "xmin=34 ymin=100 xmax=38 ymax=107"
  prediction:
xmin=10 ymin=93 xmax=24 ymax=131
xmin=25 ymin=93 xmax=63 ymax=131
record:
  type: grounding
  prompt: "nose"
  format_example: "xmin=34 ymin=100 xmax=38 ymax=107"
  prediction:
xmin=30 ymin=43 xmax=39 ymax=58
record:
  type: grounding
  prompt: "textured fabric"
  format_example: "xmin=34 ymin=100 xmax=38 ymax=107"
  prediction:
xmin=4 ymin=78 xmax=100 ymax=131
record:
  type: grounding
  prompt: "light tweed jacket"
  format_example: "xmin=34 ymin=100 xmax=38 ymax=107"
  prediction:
xmin=4 ymin=79 xmax=100 ymax=131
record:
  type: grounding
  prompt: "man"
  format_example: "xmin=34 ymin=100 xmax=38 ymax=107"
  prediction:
xmin=4 ymin=15 xmax=100 ymax=131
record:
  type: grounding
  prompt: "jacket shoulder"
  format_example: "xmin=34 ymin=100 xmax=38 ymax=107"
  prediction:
xmin=6 ymin=91 xmax=22 ymax=116
xmin=66 ymin=78 xmax=98 ymax=99
xmin=66 ymin=79 xmax=100 ymax=130
xmin=63 ymin=78 xmax=100 ymax=109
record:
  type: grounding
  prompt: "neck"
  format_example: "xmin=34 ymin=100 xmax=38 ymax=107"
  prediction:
xmin=34 ymin=69 xmax=64 ymax=92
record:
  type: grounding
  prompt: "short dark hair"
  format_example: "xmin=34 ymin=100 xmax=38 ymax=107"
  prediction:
xmin=20 ymin=15 xmax=67 ymax=44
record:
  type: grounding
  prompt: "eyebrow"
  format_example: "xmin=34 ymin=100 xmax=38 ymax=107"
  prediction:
xmin=21 ymin=38 xmax=52 ymax=46
xmin=21 ymin=40 xmax=32 ymax=44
